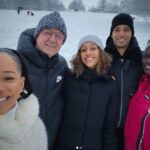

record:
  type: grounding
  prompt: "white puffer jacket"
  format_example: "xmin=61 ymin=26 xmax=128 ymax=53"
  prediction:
xmin=0 ymin=94 xmax=47 ymax=150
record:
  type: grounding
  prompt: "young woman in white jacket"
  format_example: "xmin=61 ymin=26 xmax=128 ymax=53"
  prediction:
xmin=0 ymin=48 xmax=47 ymax=150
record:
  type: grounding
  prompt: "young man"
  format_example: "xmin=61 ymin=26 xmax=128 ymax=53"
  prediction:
xmin=17 ymin=11 xmax=68 ymax=150
xmin=104 ymin=13 xmax=143 ymax=149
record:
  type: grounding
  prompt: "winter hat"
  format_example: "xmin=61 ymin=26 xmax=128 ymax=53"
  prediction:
xmin=145 ymin=39 xmax=150 ymax=51
xmin=110 ymin=13 xmax=134 ymax=35
xmin=34 ymin=11 xmax=67 ymax=43
xmin=78 ymin=34 xmax=104 ymax=51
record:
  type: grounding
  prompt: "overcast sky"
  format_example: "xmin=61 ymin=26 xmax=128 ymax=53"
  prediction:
xmin=63 ymin=0 xmax=99 ymax=7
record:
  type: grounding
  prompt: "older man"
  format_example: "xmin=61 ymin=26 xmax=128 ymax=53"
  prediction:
xmin=17 ymin=11 xmax=67 ymax=150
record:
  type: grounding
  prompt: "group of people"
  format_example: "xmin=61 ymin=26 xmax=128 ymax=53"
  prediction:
xmin=0 ymin=11 xmax=149 ymax=150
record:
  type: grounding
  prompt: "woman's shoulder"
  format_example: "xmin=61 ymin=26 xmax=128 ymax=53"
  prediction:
xmin=65 ymin=68 xmax=75 ymax=78
xmin=101 ymin=74 xmax=118 ymax=89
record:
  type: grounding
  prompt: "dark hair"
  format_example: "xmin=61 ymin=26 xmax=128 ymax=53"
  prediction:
xmin=0 ymin=48 xmax=32 ymax=99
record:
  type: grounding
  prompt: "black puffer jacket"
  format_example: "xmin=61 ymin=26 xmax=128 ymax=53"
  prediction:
xmin=54 ymin=69 xmax=119 ymax=150
xmin=17 ymin=28 xmax=68 ymax=149
xmin=105 ymin=36 xmax=143 ymax=128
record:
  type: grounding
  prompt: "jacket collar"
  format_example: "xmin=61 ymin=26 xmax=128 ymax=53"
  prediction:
xmin=105 ymin=36 xmax=142 ymax=62
xmin=79 ymin=68 xmax=113 ymax=82
xmin=0 ymin=94 xmax=39 ymax=143
xmin=139 ymin=74 xmax=150 ymax=89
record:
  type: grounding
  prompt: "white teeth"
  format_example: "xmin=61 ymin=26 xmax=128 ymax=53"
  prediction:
xmin=145 ymin=66 xmax=150 ymax=69
xmin=0 ymin=97 xmax=7 ymax=102
xmin=119 ymin=39 xmax=125 ymax=42
xmin=49 ymin=46 xmax=55 ymax=48
xmin=86 ymin=57 xmax=93 ymax=61
xmin=46 ymin=44 xmax=56 ymax=48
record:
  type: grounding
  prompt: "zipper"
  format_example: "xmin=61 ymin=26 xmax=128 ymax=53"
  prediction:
xmin=136 ymin=108 xmax=150 ymax=150
xmin=117 ymin=61 xmax=124 ymax=127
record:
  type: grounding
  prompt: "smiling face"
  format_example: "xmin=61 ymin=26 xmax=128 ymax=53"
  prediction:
xmin=143 ymin=47 xmax=150 ymax=76
xmin=111 ymin=25 xmax=132 ymax=56
xmin=36 ymin=28 xmax=64 ymax=58
xmin=0 ymin=53 xmax=25 ymax=115
xmin=80 ymin=42 xmax=100 ymax=70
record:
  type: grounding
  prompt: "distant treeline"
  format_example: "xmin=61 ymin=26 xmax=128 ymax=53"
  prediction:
xmin=0 ymin=0 xmax=149 ymax=15
xmin=0 ymin=0 xmax=65 ymax=11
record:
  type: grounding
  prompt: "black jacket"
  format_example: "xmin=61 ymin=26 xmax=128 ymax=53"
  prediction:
xmin=17 ymin=28 xmax=68 ymax=149
xmin=105 ymin=36 xmax=143 ymax=128
xmin=54 ymin=69 xmax=119 ymax=150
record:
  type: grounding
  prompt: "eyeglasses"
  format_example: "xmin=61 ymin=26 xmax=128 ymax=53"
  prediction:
xmin=41 ymin=30 xmax=64 ymax=41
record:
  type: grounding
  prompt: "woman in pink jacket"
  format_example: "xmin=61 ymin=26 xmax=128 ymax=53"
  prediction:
xmin=124 ymin=40 xmax=150 ymax=150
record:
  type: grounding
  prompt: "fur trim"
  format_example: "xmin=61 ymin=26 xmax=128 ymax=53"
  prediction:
xmin=0 ymin=94 xmax=39 ymax=143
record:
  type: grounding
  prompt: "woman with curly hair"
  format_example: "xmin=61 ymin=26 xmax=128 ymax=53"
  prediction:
xmin=54 ymin=34 xmax=119 ymax=150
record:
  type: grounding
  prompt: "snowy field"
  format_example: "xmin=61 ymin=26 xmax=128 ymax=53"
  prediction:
xmin=0 ymin=10 xmax=150 ymax=62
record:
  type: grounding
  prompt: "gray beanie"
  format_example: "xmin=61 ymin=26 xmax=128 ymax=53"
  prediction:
xmin=145 ymin=39 xmax=150 ymax=51
xmin=34 ymin=11 xmax=67 ymax=43
xmin=78 ymin=34 xmax=104 ymax=50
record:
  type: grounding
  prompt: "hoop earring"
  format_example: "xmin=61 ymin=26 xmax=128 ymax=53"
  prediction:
xmin=20 ymin=89 xmax=28 ymax=98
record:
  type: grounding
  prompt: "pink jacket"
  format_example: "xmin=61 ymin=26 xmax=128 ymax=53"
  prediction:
xmin=124 ymin=74 xmax=150 ymax=150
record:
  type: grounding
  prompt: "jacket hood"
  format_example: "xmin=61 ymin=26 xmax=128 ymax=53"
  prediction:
xmin=0 ymin=94 xmax=39 ymax=143
xmin=104 ymin=36 xmax=142 ymax=62
xmin=17 ymin=28 xmax=59 ymax=68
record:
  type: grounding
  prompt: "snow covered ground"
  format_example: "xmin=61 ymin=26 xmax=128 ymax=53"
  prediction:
xmin=0 ymin=10 xmax=150 ymax=62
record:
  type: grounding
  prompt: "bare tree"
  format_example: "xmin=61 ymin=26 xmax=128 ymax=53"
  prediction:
xmin=0 ymin=0 xmax=6 ymax=9
xmin=96 ymin=0 xmax=110 ymax=11
xmin=68 ymin=0 xmax=85 ymax=11
xmin=48 ymin=0 xmax=65 ymax=11
xmin=97 ymin=0 xmax=106 ymax=11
